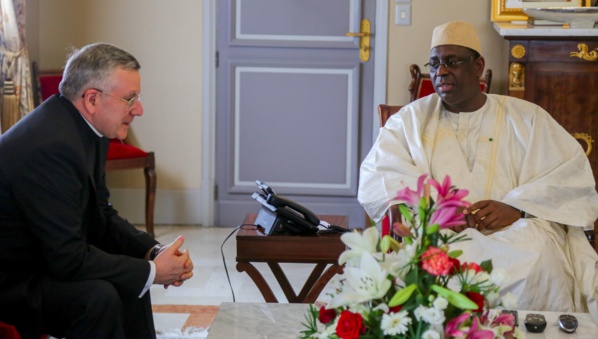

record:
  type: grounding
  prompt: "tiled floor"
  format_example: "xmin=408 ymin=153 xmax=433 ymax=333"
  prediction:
xmin=149 ymin=225 xmax=337 ymax=334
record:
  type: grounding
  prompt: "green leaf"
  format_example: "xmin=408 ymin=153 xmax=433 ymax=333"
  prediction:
xmin=480 ymin=259 xmax=493 ymax=273
xmin=389 ymin=283 xmax=418 ymax=307
xmin=427 ymin=223 xmax=439 ymax=234
xmin=399 ymin=204 xmax=413 ymax=223
xmin=431 ymin=284 xmax=478 ymax=310
xmin=298 ymin=304 xmax=320 ymax=339
xmin=447 ymin=250 xmax=462 ymax=258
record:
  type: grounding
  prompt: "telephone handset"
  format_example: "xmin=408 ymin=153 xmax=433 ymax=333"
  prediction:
xmin=252 ymin=180 xmax=320 ymax=235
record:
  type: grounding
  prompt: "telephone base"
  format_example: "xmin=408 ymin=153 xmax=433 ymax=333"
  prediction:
xmin=255 ymin=206 xmax=317 ymax=236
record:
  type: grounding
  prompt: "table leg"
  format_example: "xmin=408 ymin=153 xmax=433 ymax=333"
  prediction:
xmin=236 ymin=261 xmax=279 ymax=303
xmin=302 ymin=264 xmax=344 ymax=304
xmin=268 ymin=262 xmax=300 ymax=302
xmin=268 ymin=262 xmax=344 ymax=303
xmin=297 ymin=264 xmax=327 ymax=301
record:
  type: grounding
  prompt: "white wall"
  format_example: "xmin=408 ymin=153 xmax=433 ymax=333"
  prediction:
xmin=27 ymin=0 xmax=205 ymax=224
xmin=26 ymin=1 xmax=509 ymax=226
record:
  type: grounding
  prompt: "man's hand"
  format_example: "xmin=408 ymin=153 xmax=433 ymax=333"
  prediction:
xmin=153 ymin=235 xmax=194 ymax=287
xmin=452 ymin=206 xmax=473 ymax=233
xmin=462 ymin=200 xmax=521 ymax=233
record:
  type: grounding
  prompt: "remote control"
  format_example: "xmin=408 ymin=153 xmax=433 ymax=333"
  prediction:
xmin=558 ymin=314 xmax=578 ymax=333
xmin=524 ymin=313 xmax=546 ymax=333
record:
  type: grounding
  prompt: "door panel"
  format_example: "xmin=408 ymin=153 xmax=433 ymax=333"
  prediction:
xmin=232 ymin=64 xmax=359 ymax=195
xmin=216 ymin=0 xmax=375 ymax=228
xmin=232 ymin=0 xmax=360 ymax=48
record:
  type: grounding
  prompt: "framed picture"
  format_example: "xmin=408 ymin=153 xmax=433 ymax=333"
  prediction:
xmin=491 ymin=0 xmax=591 ymax=22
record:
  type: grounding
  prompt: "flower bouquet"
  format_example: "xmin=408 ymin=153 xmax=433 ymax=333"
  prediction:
xmin=300 ymin=174 xmax=524 ymax=339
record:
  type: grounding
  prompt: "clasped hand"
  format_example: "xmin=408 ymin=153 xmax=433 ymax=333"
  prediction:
xmin=452 ymin=200 xmax=521 ymax=233
xmin=153 ymin=235 xmax=194 ymax=288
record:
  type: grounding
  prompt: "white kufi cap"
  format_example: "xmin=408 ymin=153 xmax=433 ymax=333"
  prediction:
xmin=431 ymin=21 xmax=482 ymax=55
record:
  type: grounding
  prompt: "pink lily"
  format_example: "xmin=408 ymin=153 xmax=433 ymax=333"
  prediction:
xmin=466 ymin=317 xmax=495 ymax=339
xmin=428 ymin=176 xmax=471 ymax=210
xmin=430 ymin=206 xmax=465 ymax=229
xmin=491 ymin=313 xmax=515 ymax=328
xmin=445 ymin=312 xmax=472 ymax=338
xmin=393 ymin=174 xmax=427 ymax=208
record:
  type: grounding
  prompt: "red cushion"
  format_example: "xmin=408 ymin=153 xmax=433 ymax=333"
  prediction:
xmin=38 ymin=74 xmax=62 ymax=101
xmin=0 ymin=322 xmax=21 ymax=339
xmin=107 ymin=139 xmax=148 ymax=160
xmin=418 ymin=79 xmax=436 ymax=98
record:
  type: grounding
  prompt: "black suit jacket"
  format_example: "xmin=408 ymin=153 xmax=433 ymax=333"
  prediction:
xmin=0 ymin=95 xmax=157 ymax=336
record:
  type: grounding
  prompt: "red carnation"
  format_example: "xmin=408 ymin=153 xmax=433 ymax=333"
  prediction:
xmin=449 ymin=257 xmax=461 ymax=275
xmin=463 ymin=262 xmax=483 ymax=273
xmin=336 ymin=310 xmax=366 ymax=339
xmin=388 ymin=305 xmax=403 ymax=313
xmin=465 ymin=291 xmax=485 ymax=313
xmin=421 ymin=247 xmax=453 ymax=276
xmin=318 ymin=306 xmax=337 ymax=324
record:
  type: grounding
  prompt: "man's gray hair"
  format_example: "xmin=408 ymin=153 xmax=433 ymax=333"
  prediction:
xmin=59 ymin=43 xmax=141 ymax=100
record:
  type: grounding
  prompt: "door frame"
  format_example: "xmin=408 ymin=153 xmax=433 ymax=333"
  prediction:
xmin=199 ymin=0 xmax=389 ymax=226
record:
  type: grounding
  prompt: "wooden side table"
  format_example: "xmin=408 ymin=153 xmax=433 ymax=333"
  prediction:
xmin=236 ymin=214 xmax=348 ymax=303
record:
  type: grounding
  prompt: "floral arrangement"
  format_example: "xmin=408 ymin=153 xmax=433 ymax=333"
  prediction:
xmin=300 ymin=174 xmax=524 ymax=339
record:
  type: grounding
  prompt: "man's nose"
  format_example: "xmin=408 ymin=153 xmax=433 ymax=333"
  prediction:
xmin=130 ymin=102 xmax=144 ymax=116
xmin=436 ymin=65 xmax=449 ymax=76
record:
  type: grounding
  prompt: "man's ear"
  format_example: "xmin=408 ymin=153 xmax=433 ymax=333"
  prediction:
xmin=82 ymin=89 xmax=99 ymax=113
xmin=475 ymin=56 xmax=486 ymax=79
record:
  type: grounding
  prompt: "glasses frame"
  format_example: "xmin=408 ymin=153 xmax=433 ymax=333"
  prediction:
xmin=424 ymin=55 xmax=477 ymax=73
xmin=92 ymin=88 xmax=141 ymax=109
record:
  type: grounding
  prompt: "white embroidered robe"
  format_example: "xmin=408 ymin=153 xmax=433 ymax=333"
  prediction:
xmin=358 ymin=94 xmax=598 ymax=319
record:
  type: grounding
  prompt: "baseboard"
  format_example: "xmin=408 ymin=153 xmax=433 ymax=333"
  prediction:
xmin=109 ymin=188 xmax=203 ymax=225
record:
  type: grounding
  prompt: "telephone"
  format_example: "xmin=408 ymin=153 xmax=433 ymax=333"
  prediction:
xmin=251 ymin=180 xmax=320 ymax=235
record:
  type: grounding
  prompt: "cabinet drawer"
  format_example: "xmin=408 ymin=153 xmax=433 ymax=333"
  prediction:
xmin=509 ymin=40 xmax=598 ymax=63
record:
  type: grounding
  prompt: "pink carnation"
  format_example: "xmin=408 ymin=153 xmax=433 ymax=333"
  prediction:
xmin=420 ymin=247 xmax=453 ymax=276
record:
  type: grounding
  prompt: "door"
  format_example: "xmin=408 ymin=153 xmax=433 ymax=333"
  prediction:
xmin=215 ymin=0 xmax=377 ymax=228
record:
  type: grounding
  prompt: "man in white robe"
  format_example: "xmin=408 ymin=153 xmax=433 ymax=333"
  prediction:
xmin=358 ymin=21 xmax=598 ymax=319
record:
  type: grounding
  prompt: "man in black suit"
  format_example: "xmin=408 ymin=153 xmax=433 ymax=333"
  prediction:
xmin=0 ymin=43 xmax=194 ymax=338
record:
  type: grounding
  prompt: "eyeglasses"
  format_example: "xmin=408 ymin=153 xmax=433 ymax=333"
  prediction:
xmin=93 ymin=88 xmax=141 ymax=109
xmin=424 ymin=55 xmax=477 ymax=72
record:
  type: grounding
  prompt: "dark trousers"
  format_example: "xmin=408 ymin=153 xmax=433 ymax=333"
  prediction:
xmin=39 ymin=277 xmax=156 ymax=339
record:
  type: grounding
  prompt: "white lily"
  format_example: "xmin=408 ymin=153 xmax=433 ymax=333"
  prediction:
xmin=328 ymin=252 xmax=391 ymax=308
xmin=382 ymin=241 xmax=417 ymax=281
xmin=338 ymin=227 xmax=379 ymax=266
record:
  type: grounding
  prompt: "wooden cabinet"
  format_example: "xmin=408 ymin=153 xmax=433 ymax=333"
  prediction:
xmin=498 ymin=28 xmax=597 ymax=248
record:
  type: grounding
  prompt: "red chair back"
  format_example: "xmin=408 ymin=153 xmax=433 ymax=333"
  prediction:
xmin=38 ymin=74 xmax=62 ymax=101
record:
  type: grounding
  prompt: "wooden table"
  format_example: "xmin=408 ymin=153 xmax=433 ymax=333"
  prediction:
xmin=236 ymin=214 xmax=348 ymax=303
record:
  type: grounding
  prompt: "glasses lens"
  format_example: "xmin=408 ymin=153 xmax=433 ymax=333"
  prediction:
xmin=126 ymin=95 xmax=141 ymax=109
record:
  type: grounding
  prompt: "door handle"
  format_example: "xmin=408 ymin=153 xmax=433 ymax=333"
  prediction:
xmin=345 ymin=19 xmax=371 ymax=62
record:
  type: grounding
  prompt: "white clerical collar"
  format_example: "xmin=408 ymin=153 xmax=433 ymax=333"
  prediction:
xmin=79 ymin=113 xmax=103 ymax=137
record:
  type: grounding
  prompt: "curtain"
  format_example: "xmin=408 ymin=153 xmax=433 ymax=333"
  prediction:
xmin=0 ymin=0 xmax=34 ymax=134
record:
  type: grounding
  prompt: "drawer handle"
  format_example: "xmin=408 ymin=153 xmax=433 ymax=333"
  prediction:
xmin=572 ymin=132 xmax=594 ymax=157
xmin=570 ymin=43 xmax=598 ymax=61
